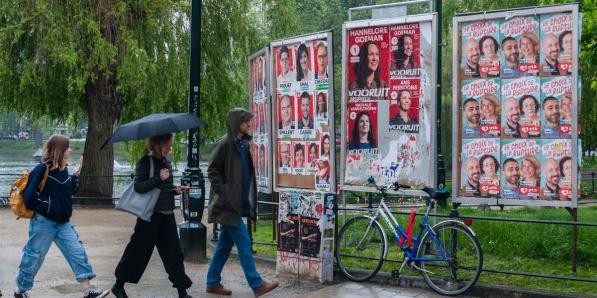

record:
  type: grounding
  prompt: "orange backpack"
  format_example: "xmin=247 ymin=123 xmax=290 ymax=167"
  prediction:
xmin=9 ymin=164 xmax=49 ymax=220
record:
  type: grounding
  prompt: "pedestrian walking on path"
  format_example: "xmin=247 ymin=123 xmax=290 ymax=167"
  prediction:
xmin=14 ymin=135 xmax=108 ymax=298
xmin=111 ymin=133 xmax=193 ymax=298
xmin=206 ymin=108 xmax=279 ymax=297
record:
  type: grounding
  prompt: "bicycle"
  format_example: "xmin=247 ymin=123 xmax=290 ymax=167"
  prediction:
xmin=335 ymin=177 xmax=482 ymax=296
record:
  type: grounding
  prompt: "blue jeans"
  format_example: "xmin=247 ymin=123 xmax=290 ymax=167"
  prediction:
xmin=16 ymin=214 xmax=96 ymax=291
xmin=207 ymin=219 xmax=263 ymax=290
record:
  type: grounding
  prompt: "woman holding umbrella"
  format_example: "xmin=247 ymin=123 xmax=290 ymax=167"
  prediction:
xmin=111 ymin=133 xmax=193 ymax=298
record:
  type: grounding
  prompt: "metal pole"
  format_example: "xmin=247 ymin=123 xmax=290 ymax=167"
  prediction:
xmin=435 ymin=0 xmax=445 ymax=190
xmin=178 ymin=0 xmax=207 ymax=262
xmin=570 ymin=208 xmax=578 ymax=273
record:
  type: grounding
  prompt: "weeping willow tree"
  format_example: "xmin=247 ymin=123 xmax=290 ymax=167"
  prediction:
xmin=0 ymin=1 xmax=191 ymax=197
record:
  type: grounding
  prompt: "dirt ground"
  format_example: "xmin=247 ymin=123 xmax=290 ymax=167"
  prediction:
xmin=0 ymin=208 xmax=325 ymax=298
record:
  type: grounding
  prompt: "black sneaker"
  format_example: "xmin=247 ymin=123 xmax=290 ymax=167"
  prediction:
xmin=111 ymin=284 xmax=128 ymax=298
xmin=83 ymin=286 xmax=109 ymax=298
xmin=13 ymin=292 xmax=29 ymax=298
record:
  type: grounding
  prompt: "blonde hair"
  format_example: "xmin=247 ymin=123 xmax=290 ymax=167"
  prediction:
xmin=481 ymin=93 xmax=501 ymax=118
xmin=42 ymin=134 xmax=70 ymax=171
xmin=520 ymin=31 xmax=539 ymax=58
xmin=521 ymin=155 xmax=541 ymax=179
xmin=146 ymin=133 xmax=173 ymax=157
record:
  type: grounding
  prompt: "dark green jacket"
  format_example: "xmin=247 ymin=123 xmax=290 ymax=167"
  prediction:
xmin=207 ymin=108 xmax=257 ymax=226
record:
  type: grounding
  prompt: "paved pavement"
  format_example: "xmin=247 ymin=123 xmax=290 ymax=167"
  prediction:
xmin=0 ymin=208 xmax=458 ymax=297
xmin=297 ymin=282 xmax=464 ymax=298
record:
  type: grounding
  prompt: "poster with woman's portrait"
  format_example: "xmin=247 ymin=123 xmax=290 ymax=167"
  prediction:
xmin=541 ymin=139 xmax=579 ymax=200
xmin=501 ymin=139 xmax=542 ymax=199
xmin=389 ymin=23 xmax=421 ymax=77
xmin=499 ymin=16 xmax=540 ymax=76
xmin=315 ymin=91 xmax=329 ymax=123
xmin=501 ymin=76 xmax=541 ymax=138
xmin=292 ymin=141 xmax=306 ymax=175
xmin=461 ymin=20 xmax=501 ymax=79
xmin=296 ymin=43 xmax=315 ymax=82
xmin=306 ymin=142 xmax=320 ymax=173
xmin=461 ymin=79 xmax=501 ymax=138
xmin=540 ymin=13 xmax=573 ymax=76
xmin=389 ymin=78 xmax=420 ymax=133
xmin=347 ymin=26 xmax=390 ymax=101
xmin=320 ymin=133 xmax=332 ymax=161
xmin=315 ymin=159 xmax=331 ymax=191
xmin=541 ymin=76 xmax=572 ymax=137
xmin=347 ymin=101 xmax=378 ymax=152
xmin=461 ymin=138 xmax=500 ymax=198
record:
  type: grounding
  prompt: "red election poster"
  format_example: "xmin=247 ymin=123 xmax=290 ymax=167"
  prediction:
xmin=295 ymin=90 xmax=315 ymax=130
xmin=388 ymin=78 xmax=420 ymax=133
xmin=277 ymin=93 xmax=296 ymax=135
xmin=312 ymin=40 xmax=329 ymax=80
xmin=347 ymin=101 xmax=378 ymax=152
xmin=347 ymin=26 xmax=390 ymax=101
xmin=389 ymin=22 xmax=421 ymax=76
xmin=276 ymin=45 xmax=296 ymax=83
xmin=540 ymin=13 xmax=573 ymax=76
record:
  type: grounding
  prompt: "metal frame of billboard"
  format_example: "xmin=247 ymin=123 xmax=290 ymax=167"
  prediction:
xmin=269 ymin=30 xmax=336 ymax=193
xmin=451 ymin=4 xmax=580 ymax=207
xmin=248 ymin=46 xmax=273 ymax=194
xmin=340 ymin=13 xmax=438 ymax=197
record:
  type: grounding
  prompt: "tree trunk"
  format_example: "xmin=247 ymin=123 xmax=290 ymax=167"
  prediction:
xmin=76 ymin=0 xmax=123 ymax=199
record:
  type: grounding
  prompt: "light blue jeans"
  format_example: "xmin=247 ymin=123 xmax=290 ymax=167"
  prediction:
xmin=207 ymin=219 xmax=263 ymax=290
xmin=16 ymin=214 xmax=96 ymax=291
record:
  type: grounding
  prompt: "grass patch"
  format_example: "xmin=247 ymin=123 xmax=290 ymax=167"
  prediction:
xmin=251 ymin=206 xmax=597 ymax=295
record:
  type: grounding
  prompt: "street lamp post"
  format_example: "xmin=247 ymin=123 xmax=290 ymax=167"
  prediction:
xmin=178 ymin=0 xmax=207 ymax=262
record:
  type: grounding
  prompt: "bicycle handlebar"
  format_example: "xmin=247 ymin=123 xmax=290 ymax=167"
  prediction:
xmin=365 ymin=176 xmax=449 ymax=201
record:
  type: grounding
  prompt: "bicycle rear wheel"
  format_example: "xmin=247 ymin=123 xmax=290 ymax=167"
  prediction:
xmin=335 ymin=216 xmax=386 ymax=281
xmin=416 ymin=221 xmax=482 ymax=296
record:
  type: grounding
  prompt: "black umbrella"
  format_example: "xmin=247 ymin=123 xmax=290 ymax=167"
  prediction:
xmin=100 ymin=113 xmax=205 ymax=149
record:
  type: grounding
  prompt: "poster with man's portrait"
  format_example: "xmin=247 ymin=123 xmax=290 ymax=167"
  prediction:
xmin=540 ymin=13 xmax=573 ymax=76
xmin=461 ymin=20 xmax=501 ymax=79
xmin=499 ymin=16 xmax=540 ymax=76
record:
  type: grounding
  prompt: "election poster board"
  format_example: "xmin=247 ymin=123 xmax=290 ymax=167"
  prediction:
xmin=271 ymin=31 xmax=335 ymax=193
xmin=248 ymin=47 xmax=272 ymax=194
xmin=452 ymin=4 xmax=581 ymax=207
xmin=340 ymin=14 xmax=438 ymax=194
xmin=276 ymin=190 xmax=336 ymax=282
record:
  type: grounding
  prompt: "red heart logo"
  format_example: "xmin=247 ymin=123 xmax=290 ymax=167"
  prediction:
xmin=563 ymin=190 xmax=570 ymax=195
xmin=481 ymin=126 xmax=489 ymax=132
xmin=521 ymin=65 xmax=527 ymax=71
xmin=520 ymin=187 xmax=528 ymax=194
xmin=562 ymin=126 xmax=569 ymax=132
xmin=482 ymin=186 xmax=488 ymax=191
xmin=522 ymin=127 xmax=529 ymax=133
xmin=481 ymin=67 xmax=488 ymax=73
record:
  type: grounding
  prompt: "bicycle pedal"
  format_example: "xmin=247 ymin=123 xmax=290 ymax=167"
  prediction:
xmin=391 ymin=270 xmax=400 ymax=278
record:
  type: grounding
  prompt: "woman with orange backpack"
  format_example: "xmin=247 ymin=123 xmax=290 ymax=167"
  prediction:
xmin=14 ymin=135 xmax=108 ymax=298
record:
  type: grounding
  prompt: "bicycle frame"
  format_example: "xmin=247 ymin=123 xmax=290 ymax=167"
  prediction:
xmin=367 ymin=197 xmax=449 ymax=263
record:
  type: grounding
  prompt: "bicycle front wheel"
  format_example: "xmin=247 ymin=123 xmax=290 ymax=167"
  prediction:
xmin=416 ymin=221 xmax=482 ymax=296
xmin=335 ymin=216 xmax=386 ymax=281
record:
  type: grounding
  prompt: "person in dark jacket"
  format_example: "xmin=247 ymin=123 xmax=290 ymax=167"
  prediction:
xmin=15 ymin=135 xmax=108 ymax=298
xmin=111 ymin=133 xmax=193 ymax=298
xmin=206 ymin=108 xmax=279 ymax=297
